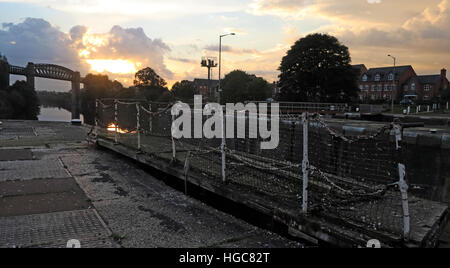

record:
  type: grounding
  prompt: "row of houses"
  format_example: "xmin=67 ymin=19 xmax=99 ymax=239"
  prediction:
xmin=353 ymin=64 xmax=449 ymax=102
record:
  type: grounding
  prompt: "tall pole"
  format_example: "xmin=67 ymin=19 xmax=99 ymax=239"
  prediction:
xmin=218 ymin=36 xmax=222 ymax=104
xmin=388 ymin=55 xmax=396 ymax=114
xmin=218 ymin=33 xmax=235 ymax=104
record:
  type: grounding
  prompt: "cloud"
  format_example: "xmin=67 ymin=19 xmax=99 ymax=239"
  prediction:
xmin=0 ymin=18 xmax=173 ymax=86
xmin=203 ymin=44 xmax=260 ymax=55
xmin=0 ymin=18 xmax=81 ymax=68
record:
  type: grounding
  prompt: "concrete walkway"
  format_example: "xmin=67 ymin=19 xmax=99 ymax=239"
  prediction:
xmin=0 ymin=120 xmax=300 ymax=248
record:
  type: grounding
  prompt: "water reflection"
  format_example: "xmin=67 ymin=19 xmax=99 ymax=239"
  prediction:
xmin=38 ymin=106 xmax=84 ymax=123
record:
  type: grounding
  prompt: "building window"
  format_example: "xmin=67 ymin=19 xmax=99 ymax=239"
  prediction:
xmin=411 ymin=83 xmax=416 ymax=91
xmin=424 ymin=84 xmax=431 ymax=92
xmin=404 ymin=85 xmax=408 ymax=91
xmin=372 ymin=85 xmax=376 ymax=91
xmin=359 ymin=85 xmax=363 ymax=91
xmin=362 ymin=75 xmax=368 ymax=82
xmin=375 ymin=74 xmax=381 ymax=81
xmin=384 ymin=85 xmax=388 ymax=91
xmin=365 ymin=85 xmax=369 ymax=91
xmin=388 ymin=73 xmax=394 ymax=81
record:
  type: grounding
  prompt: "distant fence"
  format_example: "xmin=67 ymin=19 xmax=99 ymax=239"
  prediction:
xmin=95 ymin=99 xmax=413 ymax=240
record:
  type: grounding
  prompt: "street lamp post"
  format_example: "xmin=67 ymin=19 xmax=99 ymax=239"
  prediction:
xmin=388 ymin=54 xmax=396 ymax=114
xmin=218 ymin=33 xmax=235 ymax=104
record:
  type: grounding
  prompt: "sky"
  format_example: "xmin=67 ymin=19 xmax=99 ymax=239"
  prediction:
xmin=0 ymin=0 xmax=449 ymax=91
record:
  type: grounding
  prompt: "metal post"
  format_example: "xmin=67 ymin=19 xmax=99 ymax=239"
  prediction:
xmin=114 ymin=99 xmax=118 ymax=144
xmin=221 ymin=107 xmax=227 ymax=183
xmin=399 ymin=163 xmax=410 ymax=239
xmin=302 ymin=112 xmax=309 ymax=213
xmin=218 ymin=36 xmax=222 ymax=105
xmin=172 ymin=114 xmax=176 ymax=160
xmin=394 ymin=122 xmax=410 ymax=240
xmin=136 ymin=103 xmax=141 ymax=151
xmin=447 ymin=102 xmax=449 ymax=110
xmin=94 ymin=99 xmax=99 ymax=137
xmin=149 ymin=103 xmax=153 ymax=134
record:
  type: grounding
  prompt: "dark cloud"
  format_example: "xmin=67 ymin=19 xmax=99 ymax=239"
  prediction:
xmin=0 ymin=18 xmax=81 ymax=69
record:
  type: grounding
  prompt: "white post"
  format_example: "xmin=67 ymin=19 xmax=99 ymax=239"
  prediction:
xmin=171 ymin=114 xmax=176 ymax=160
xmin=416 ymin=106 xmax=419 ymax=114
xmin=94 ymin=99 xmax=99 ymax=137
xmin=407 ymin=106 xmax=410 ymax=115
xmin=302 ymin=112 xmax=309 ymax=213
xmin=136 ymin=103 xmax=141 ymax=151
xmin=394 ymin=122 xmax=410 ymax=240
xmin=447 ymin=102 xmax=449 ymax=110
xmin=221 ymin=106 xmax=226 ymax=183
xmin=114 ymin=99 xmax=118 ymax=144
xmin=399 ymin=163 xmax=410 ymax=239
xmin=427 ymin=105 xmax=430 ymax=112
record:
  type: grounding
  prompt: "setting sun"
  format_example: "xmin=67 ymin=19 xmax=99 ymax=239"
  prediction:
xmin=86 ymin=59 xmax=139 ymax=74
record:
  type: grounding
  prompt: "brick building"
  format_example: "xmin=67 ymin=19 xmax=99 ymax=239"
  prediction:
xmin=193 ymin=78 xmax=219 ymax=100
xmin=356 ymin=65 xmax=449 ymax=102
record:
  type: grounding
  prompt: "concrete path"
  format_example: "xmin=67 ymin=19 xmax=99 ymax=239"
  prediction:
xmin=0 ymin=120 xmax=301 ymax=248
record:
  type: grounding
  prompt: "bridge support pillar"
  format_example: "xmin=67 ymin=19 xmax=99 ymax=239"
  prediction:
xmin=71 ymin=71 xmax=81 ymax=124
xmin=0 ymin=60 xmax=9 ymax=89
xmin=26 ymin=62 xmax=35 ymax=90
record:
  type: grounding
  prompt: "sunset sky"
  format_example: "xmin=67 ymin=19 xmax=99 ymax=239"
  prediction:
xmin=0 ymin=0 xmax=449 ymax=91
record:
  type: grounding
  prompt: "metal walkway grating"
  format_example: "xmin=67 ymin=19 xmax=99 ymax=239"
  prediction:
xmin=0 ymin=209 xmax=116 ymax=248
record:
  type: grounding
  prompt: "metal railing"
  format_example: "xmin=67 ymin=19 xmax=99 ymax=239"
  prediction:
xmin=95 ymin=99 xmax=413 ymax=240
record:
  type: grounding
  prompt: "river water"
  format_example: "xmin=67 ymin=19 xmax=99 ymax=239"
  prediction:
xmin=38 ymin=106 xmax=84 ymax=123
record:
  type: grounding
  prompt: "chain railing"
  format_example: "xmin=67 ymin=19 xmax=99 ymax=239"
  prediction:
xmin=95 ymin=99 xmax=414 ymax=240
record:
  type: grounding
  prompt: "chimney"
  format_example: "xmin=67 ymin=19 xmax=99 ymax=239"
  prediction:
xmin=442 ymin=68 xmax=447 ymax=79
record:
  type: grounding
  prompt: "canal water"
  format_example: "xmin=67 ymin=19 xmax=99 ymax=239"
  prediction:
xmin=38 ymin=106 xmax=84 ymax=123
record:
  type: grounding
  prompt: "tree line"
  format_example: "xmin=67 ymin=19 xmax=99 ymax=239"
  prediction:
xmin=2 ymin=33 xmax=365 ymax=121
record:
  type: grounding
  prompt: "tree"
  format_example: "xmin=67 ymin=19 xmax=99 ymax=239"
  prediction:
xmin=222 ymin=70 xmax=272 ymax=104
xmin=133 ymin=67 xmax=169 ymax=101
xmin=80 ymin=74 xmax=123 ymax=124
xmin=278 ymin=33 xmax=359 ymax=103
xmin=0 ymin=81 xmax=40 ymax=120
xmin=172 ymin=80 xmax=196 ymax=101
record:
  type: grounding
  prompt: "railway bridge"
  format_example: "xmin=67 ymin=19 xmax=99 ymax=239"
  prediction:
xmin=0 ymin=60 xmax=82 ymax=122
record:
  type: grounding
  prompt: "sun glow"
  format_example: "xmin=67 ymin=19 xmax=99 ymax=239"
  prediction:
xmin=77 ymin=30 xmax=142 ymax=75
xmin=107 ymin=123 xmax=135 ymax=134
xmin=86 ymin=59 xmax=139 ymax=74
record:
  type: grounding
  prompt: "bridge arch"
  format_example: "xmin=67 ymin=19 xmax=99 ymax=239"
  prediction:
xmin=5 ymin=62 xmax=81 ymax=122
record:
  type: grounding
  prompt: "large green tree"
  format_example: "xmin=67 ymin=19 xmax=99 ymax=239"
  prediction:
xmin=278 ymin=33 xmax=358 ymax=103
xmin=222 ymin=70 xmax=272 ymax=104
xmin=133 ymin=67 xmax=170 ymax=102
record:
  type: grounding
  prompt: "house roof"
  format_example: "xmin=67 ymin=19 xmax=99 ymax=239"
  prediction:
xmin=193 ymin=79 xmax=219 ymax=87
xmin=417 ymin=75 xmax=441 ymax=85
xmin=363 ymin=65 xmax=414 ymax=82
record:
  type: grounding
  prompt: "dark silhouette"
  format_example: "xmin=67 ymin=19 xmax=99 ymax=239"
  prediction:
xmin=0 ymin=81 xmax=40 ymax=120
xmin=172 ymin=80 xmax=196 ymax=102
xmin=221 ymin=70 xmax=272 ymax=104
xmin=278 ymin=33 xmax=359 ymax=103
xmin=133 ymin=67 xmax=170 ymax=102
